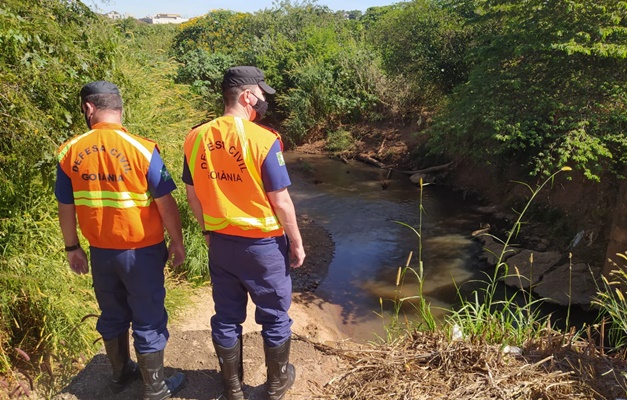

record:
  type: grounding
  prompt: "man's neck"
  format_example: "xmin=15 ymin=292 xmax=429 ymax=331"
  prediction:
xmin=223 ymin=105 xmax=251 ymax=121
xmin=92 ymin=110 xmax=122 ymax=125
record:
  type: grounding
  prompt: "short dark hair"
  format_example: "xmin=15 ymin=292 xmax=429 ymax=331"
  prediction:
xmin=82 ymin=93 xmax=123 ymax=111
xmin=222 ymin=84 xmax=256 ymax=107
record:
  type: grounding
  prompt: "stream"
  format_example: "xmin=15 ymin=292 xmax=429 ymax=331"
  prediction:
xmin=285 ymin=152 xmax=491 ymax=342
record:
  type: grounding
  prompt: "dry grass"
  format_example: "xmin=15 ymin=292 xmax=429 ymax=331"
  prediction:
xmin=312 ymin=329 xmax=627 ymax=400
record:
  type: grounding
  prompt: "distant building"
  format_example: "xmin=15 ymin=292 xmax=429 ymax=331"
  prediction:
xmin=140 ymin=13 xmax=189 ymax=24
xmin=104 ymin=11 xmax=124 ymax=20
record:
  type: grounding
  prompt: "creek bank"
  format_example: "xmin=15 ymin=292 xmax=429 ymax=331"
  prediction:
xmin=474 ymin=235 xmax=601 ymax=305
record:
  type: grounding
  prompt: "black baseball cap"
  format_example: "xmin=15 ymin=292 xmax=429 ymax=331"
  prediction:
xmin=222 ymin=66 xmax=276 ymax=95
xmin=80 ymin=81 xmax=120 ymax=101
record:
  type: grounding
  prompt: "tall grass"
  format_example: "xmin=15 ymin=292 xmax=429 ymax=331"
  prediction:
xmin=376 ymin=178 xmax=436 ymax=342
xmin=592 ymin=252 xmax=627 ymax=350
xmin=384 ymin=168 xmax=578 ymax=348
xmin=0 ymin=15 xmax=210 ymax=396
xmin=113 ymin=19 xmax=210 ymax=283
xmin=446 ymin=167 xmax=573 ymax=346
xmin=0 ymin=184 xmax=100 ymax=391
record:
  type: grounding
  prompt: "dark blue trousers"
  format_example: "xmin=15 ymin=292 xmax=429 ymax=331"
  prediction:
xmin=90 ymin=241 xmax=169 ymax=354
xmin=209 ymin=233 xmax=293 ymax=348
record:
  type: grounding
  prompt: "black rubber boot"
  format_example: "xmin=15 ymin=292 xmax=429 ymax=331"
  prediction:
xmin=103 ymin=331 xmax=140 ymax=393
xmin=136 ymin=350 xmax=185 ymax=400
xmin=213 ymin=337 xmax=244 ymax=400
xmin=264 ymin=338 xmax=296 ymax=400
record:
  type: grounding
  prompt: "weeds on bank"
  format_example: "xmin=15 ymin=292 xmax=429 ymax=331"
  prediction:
xmin=0 ymin=211 xmax=101 ymax=397
xmin=447 ymin=167 xmax=575 ymax=346
xmin=384 ymin=167 xmax=576 ymax=346
xmin=346 ymin=166 xmax=627 ymax=398
xmin=593 ymin=252 xmax=627 ymax=350
xmin=375 ymin=177 xmax=435 ymax=342
xmin=0 ymin=19 xmax=206 ymax=397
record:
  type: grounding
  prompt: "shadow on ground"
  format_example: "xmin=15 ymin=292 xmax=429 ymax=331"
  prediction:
xmin=56 ymin=329 xmax=346 ymax=400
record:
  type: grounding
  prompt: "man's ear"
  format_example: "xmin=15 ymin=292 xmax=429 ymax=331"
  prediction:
xmin=83 ymin=102 xmax=95 ymax=113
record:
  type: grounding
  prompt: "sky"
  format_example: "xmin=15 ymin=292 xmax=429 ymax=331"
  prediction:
xmin=86 ymin=0 xmax=399 ymax=19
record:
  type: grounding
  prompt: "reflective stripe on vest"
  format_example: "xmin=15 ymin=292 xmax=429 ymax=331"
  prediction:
xmin=187 ymin=117 xmax=281 ymax=235
xmin=233 ymin=117 xmax=264 ymax=189
xmin=68 ymin=130 xmax=154 ymax=209
xmin=73 ymin=190 xmax=153 ymax=208
xmin=58 ymin=129 xmax=152 ymax=163
xmin=188 ymin=118 xmax=262 ymax=188
xmin=114 ymin=130 xmax=153 ymax=161
xmin=188 ymin=120 xmax=216 ymax=181
xmin=57 ymin=130 xmax=96 ymax=162
xmin=203 ymin=214 xmax=281 ymax=232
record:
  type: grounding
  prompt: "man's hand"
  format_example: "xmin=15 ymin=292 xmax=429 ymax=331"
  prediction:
xmin=168 ymin=241 xmax=186 ymax=268
xmin=67 ymin=248 xmax=89 ymax=274
xmin=289 ymin=242 xmax=306 ymax=268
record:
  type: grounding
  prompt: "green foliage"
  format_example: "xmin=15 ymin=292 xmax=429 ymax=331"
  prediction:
xmin=0 ymin=0 xmax=117 ymax=218
xmin=367 ymin=0 xmax=472 ymax=116
xmin=592 ymin=253 xmax=627 ymax=349
xmin=0 ymin=193 xmax=99 ymax=381
xmin=324 ymin=130 xmax=355 ymax=153
xmin=171 ymin=10 xmax=254 ymax=61
xmin=429 ymin=0 xmax=627 ymax=180
xmin=170 ymin=1 xmax=386 ymax=142
xmin=280 ymin=47 xmax=381 ymax=141
xmin=174 ymin=50 xmax=235 ymax=114
xmin=359 ymin=4 xmax=402 ymax=29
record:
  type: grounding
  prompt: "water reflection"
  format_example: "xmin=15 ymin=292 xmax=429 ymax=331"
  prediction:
xmin=285 ymin=152 xmax=488 ymax=342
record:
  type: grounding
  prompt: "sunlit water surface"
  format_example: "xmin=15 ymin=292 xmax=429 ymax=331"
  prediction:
xmin=285 ymin=152 xmax=489 ymax=342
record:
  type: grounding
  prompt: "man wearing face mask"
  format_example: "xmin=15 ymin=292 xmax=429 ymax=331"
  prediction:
xmin=56 ymin=81 xmax=186 ymax=399
xmin=182 ymin=66 xmax=305 ymax=400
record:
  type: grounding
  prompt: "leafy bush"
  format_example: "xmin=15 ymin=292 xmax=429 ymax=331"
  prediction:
xmin=170 ymin=2 xmax=386 ymax=142
xmin=428 ymin=0 xmax=627 ymax=180
xmin=367 ymin=0 xmax=472 ymax=117
xmin=325 ymin=129 xmax=355 ymax=153
xmin=0 ymin=1 xmax=205 ymax=389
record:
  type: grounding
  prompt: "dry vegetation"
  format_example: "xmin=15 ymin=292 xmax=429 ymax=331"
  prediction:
xmin=314 ymin=329 xmax=627 ymax=399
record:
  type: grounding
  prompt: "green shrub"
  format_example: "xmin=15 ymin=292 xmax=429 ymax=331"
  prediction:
xmin=325 ymin=129 xmax=355 ymax=153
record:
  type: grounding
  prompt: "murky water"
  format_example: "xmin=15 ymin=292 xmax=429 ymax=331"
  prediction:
xmin=285 ymin=152 xmax=490 ymax=342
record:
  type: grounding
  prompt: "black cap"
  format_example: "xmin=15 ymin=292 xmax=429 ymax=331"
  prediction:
xmin=222 ymin=66 xmax=276 ymax=95
xmin=80 ymin=81 xmax=120 ymax=101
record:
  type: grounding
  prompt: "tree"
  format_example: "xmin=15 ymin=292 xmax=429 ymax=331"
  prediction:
xmin=429 ymin=0 xmax=627 ymax=180
xmin=367 ymin=0 xmax=472 ymax=118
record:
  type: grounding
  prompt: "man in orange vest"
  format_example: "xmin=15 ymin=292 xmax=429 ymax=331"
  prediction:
xmin=183 ymin=66 xmax=305 ymax=400
xmin=56 ymin=81 xmax=185 ymax=399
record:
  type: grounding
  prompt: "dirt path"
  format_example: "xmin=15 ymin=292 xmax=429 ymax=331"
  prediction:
xmin=56 ymin=216 xmax=353 ymax=400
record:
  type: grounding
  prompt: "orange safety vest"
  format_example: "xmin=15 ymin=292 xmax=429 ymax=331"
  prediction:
xmin=184 ymin=116 xmax=284 ymax=238
xmin=57 ymin=122 xmax=165 ymax=249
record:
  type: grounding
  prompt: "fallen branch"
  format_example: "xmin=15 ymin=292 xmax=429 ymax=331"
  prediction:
xmin=395 ymin=161 xmax=454 ymax=175
xmin=356 ymin=154 xmax=388 ymax=169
